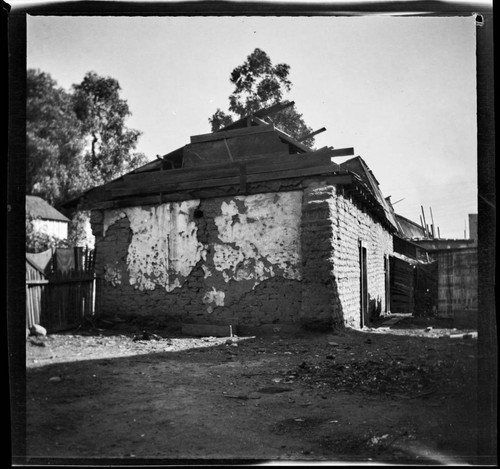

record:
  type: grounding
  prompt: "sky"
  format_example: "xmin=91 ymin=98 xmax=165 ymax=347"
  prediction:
xmin=27 ymin=14 xmax=478 ymax=239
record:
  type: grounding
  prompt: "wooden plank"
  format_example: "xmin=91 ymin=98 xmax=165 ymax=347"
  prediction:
xmin=183 ymin=133 xmax=291 ymax=168
xmin=26 ymin=280 xmax=49 ymax=286
xmin=254 ymin=101 xmax=295 ymax=119
xmin=118 ymin=150 xmax=332 ymax=189
xmin=190 ymin=124 xmax=274 ymax=144
xmin=48 ymin=278 xmax=94 ymax=286
xmin=250 ymin=115 xmax=269 ymax=126
xmin=108 ymin=160 xmax=340 ymax=198
xmin=421 ymin=206 xmax=429 ymax=237
xmin=225 ymin=132 xmax=289 ymax=161
xmin=87 ymin=173 xmax=354 ymax=210
xmin=274 ymin=128 xmax=312 ymax=153
xmin=124 ymin=159 xmax=233 ymax=186
xmin=331 ymin=147 xmax=355 ymax=157
xmin=298 ymin=127 xmax=326 ymax=142
xmin=132 ymin=158 xmax=163 ymax=174
xmin=112 ymin=152 xmax=330 ymax=191
xmin=221 ymin=102 xmax=296 ymax=132
xmin=246 ymin=165 xmax=348 ymax=185
xmin=111 ymin=174 xmax=241 ymax=196
xmin=108 ymin=153 xmax=335 ymax=198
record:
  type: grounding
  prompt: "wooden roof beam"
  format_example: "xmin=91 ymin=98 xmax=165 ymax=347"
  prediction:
xmin=298 ymin=127 xmax=326 ymax=142
xmin=190 ymin=123 xmax=275 ymax=144
xmin=274 ymin=128 xmax=312 ymax=153
xmin=254 ymin=101 xmax=295 ymax=119
xmin=331 ymin=147 xmax=355 ymax=157
xmin=219 ymin=101 xmax=295 ymax=132
xmin=249 ymin=115 xmax=271 ymax=126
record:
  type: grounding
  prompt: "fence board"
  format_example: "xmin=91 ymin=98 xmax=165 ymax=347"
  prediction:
xmin=389 ymin=256 xmax=415 ymax=314
xmin=26 ymin=248 xmax=97 ymax=333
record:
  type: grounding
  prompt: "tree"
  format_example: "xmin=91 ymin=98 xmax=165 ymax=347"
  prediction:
xmin=209 ymin=48 xmax=316 ymax=147
xmin=72 ymin=71 xmax=147 ymax=185
xmin=27 ymin=69 xmax=86 ymax=206
xmin=27 ymin=69 xmax=148 ymax=247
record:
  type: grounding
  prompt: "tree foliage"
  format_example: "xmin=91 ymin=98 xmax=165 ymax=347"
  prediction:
xmin=27 ymin=69 xmax=86 ymax=206
xmin=72 ymin=72 xmax=146 ymax=184
xmin=209 ymin=48 xmax=315 ymax=147
xmin=27 ymin=69 xmax=147 ymax=248
xmin=27 ymin=69 xmax=147 ymax=207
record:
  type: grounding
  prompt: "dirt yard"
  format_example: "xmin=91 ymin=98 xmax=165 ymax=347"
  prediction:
xmin=25 ymin=315 xmax=479 ymax=464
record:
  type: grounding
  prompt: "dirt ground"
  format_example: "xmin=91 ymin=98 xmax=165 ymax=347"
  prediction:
xmin=25 ymin=314 xmax=480 ymax=465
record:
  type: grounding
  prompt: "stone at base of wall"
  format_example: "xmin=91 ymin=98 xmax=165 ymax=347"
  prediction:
xmin=181 ymin=323 xmax=236 ymax=337
xmin=181 ymin=322 xmax=303 ymax=337
xmin=238 ymin=323 xmax=302 ymax=336
xmin=97 ymin=313 xmax=183 ymax=332
xmin=299 ymin=317 xmax=334 ymax=332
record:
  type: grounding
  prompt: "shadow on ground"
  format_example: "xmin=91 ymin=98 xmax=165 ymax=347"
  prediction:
xmin=24 ymin=317 xmax=479 ymax=465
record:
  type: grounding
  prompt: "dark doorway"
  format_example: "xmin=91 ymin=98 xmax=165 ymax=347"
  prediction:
xmin=359 ymin=242 xmax=368 ymax=327
xmin=384 ymin=254 xmax=390 ymax=314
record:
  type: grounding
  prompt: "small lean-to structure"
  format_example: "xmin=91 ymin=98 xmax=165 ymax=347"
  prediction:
xmin=26 ymin=195 xmax=70 ymax=240
xmin=64 ymin=103 xmax=397 ymax=334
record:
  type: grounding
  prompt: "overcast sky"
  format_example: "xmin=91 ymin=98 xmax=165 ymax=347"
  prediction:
xmin=27 ymin=14 xmax=478 ymax=239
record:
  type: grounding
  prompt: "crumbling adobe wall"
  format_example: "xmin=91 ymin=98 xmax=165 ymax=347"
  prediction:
xmin=300 ymin=184 xmax=339 ymax=330
xmin=331 ymin=188 xmax=393 ymax=327
xmin=90 ymin=191 xmax=303 ymax=328
xmin=300 ymin=182 xmax=393 ymax=330
xmin=91 ymin=182 xmax=392 ymax=331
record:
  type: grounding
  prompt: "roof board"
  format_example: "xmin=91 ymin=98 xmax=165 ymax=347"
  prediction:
xmin=340 ymin=157 xmax=398 ymax=230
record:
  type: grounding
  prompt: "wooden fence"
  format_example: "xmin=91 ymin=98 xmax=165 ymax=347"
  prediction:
xmin=389 ymin=256 xmax=415 ymax=315
xmin=26 ymin=247 xmax=97 ymax=333
xmin=389 ymin=255 xmax=438 ymax=316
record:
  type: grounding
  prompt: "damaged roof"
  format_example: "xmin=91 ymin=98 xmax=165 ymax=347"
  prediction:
xmin=393 ymin=213 xmax=428 ymax=239
xmin=62 ymin=102 xmax=397 ymax=232
xmin=339 ymin=157 xmax=398 ymax=230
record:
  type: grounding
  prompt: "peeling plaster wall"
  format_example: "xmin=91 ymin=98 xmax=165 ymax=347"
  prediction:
xmin=212 ymin=192 xmax=302 ymax=286
xmin=91 ymin=191 xmax=303 ymax=327
xmin=91 ymin=183 xmax=393 ymax=331
xmin=125 ymin=203 xmax=205 ymax=292
xmin=100 ymin=202 xmax=205 ymax=292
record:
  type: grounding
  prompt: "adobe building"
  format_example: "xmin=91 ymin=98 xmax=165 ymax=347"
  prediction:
xmin=65 ymin=104 xmax=397 ymax=333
